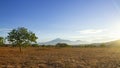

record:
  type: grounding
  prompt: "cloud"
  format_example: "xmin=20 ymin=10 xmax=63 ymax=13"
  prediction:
xmin=78 ymin=29 xmax=105 ymax=34
xmin=69 ymin=29 xmax=120 ymax=43
xmin=0 ymin=28 xmax=12 ymax=32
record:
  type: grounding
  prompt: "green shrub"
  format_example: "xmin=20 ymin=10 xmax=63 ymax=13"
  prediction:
xmin=32 ymin=44 xmax=39 ymax=47
xmin=56 ymin=43 xmax=70 ymax=47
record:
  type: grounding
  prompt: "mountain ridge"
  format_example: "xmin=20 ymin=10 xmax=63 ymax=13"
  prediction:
xmin=39 ymin=38 xmax=89 ymax=45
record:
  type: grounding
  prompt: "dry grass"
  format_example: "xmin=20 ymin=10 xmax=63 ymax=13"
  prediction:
xmin=0 ymin=47 xmax=120 ymax=68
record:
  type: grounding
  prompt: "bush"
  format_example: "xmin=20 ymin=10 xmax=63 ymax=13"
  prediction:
xmin=100 ymin=44 xmax=106 ymax=47
xmin=0 ymin=37 xmax=4 ymax=46
xmin=32 ymin=44 xmax=39 ymax=47
xmin=56 ymin=43 xmax=70 ymax=47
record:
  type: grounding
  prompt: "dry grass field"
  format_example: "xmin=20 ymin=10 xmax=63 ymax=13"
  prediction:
xmin=0 ymin=47 xmax=120 ymax=68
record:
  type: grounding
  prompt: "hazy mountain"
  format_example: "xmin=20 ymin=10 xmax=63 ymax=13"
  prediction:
xmin=40 ymin=38 xmax=88 ymax=45
xmin=105 ymin=39 xmax=120 ymax=47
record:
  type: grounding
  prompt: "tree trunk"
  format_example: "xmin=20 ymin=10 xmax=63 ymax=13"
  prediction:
xmin=19 ymin=45 xmax=22 ymax=52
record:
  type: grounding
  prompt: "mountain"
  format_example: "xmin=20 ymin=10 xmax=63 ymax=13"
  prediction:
xmin=105 ymin=39 xmax=120 ymax=47
xmin=40 ymin=38 xmax=88 ymax=45
xmin=40 ymin=38 xmax=120 ymax=46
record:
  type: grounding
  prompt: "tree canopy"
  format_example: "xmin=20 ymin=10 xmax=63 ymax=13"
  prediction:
xmin=0 ymin=37 xmax=4 ymax=45
xmin=7 ymin=27 xmax=38 ymax=52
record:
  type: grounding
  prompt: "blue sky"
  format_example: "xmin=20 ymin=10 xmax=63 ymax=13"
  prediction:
xmin=0 ymin=0 xmax=120 ymax=43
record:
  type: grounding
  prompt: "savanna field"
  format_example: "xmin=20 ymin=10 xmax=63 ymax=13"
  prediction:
xmin=0 ymin=47 xmax=120 ymax=68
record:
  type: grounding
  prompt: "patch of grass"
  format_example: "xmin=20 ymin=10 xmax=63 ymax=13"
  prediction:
xmin=0 ymin=47 xmax=120 ymax=68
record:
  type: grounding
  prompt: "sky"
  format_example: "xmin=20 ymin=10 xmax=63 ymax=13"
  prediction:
xmin=0 ymin=0 xmax=120 ymax=43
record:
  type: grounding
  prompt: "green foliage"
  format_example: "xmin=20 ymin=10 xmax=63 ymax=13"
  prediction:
xmin=41 ymin=45 xmax=45 ymax=47
xmin=46 ymin=45 xmax=55 ymax=47
xmin=56 ymin=43 xmax=70 ymax=47
xmin=0 ymin=37 xmax=4 ymax=46
xmin=32 ymin=44 xmax=39 ymax=47
xmin=7 ymin=27 xmax=38 ymax=52
xmin=73 ymin=43 xmax=107 ymax=48
xmin=84 ymin=44 xmax=97 ymax=48
xmin=100 ymin=44 xmax=106 ymax=47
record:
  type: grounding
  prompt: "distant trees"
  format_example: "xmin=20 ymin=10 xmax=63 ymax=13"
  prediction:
xmin=0 ymin=37 xmax=4 ymax=46
xmin=100 ymin=44 xmax=106 ymax=47
xmin=7 ymin=27 xmax=38 ymax=52
xmin=56 ymin=43 xmax=70 ymax=47
xmin=32 ymin=44 xmax=39 ymax=47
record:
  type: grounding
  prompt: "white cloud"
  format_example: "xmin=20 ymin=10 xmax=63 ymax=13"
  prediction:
xmin=0 ymin=28 xmax=12 ymax=32
xmin=78 ymin=29 xmax=105 ymax=34
xmin=68 ymin=28 xmax=120 ymax=43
